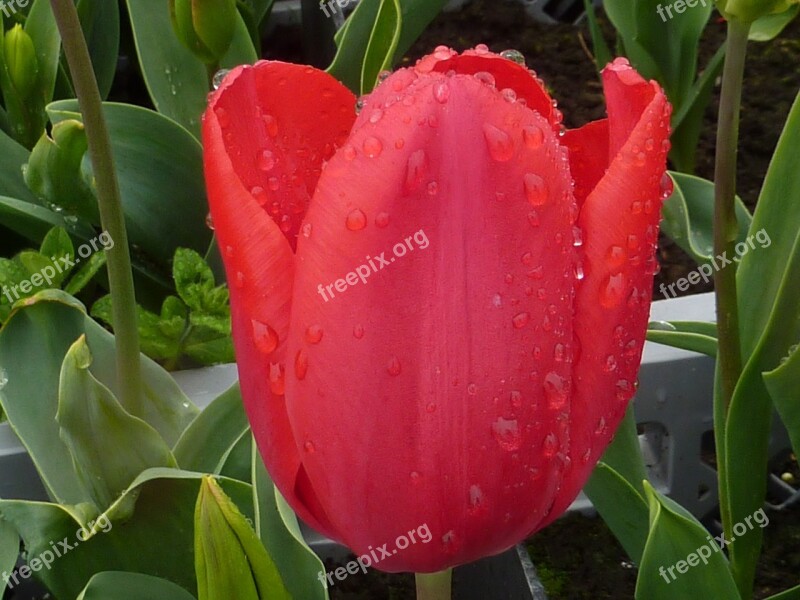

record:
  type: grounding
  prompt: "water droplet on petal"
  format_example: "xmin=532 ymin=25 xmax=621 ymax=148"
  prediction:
xmin=606 ymin=245 xmax=627 ymax=271
xmin=426 ymin=402 xmax=437 ymax=413
xmin=251 ymin=186 xmax=268 ymax=206
xmin=527 ymin=210 xmax=541 ymax=227
xmin=295 ymin=350 xmax=309 ymax=380
xmin=492 ymin=417 xmax=521 ymax=451
xmin=581 ymin=448 xmax=592 ymax=464
xmin=500 ymin=49 xmax=526 ymax=65
xmin=269 ymin=362 xmax=286 ymax=395
xmin=483 ymin=124 xmax=515 ymax=162
xmin=355 ymin=97 xmax=366 ymax=114
xmin=661 ymin=173 xmax=674 ymax=199
xmin=305 ymin=325 xmax=324 ymax=344
xmin=604 ymin=354 xmax=618 ymax=372
xmin=475 ymin=43 xmax=490 ymax=55
xmin=594 ymin=417 xmax=607 ymax=436
xmin=512 ymin=312 xmax=530 ymax=329
xmin=467 ymin=383 xmax=478 ymax=395
xmin=212 ymin=69 xmax=231 ymax=90
xmin=353 ymin=324 xmax=365 ymax=339
xmin=410 ymin=471 xmax=421 ymax=483
xmin=501 ymin=88 xmax=517 ymax=103
xmin=363 ymin=136 xmax=383 ymax=158
xmin=427 ymin=181 xmax=439 ymax=196
xmin=346 ymin=209 xmax=367 ymax=231
xmin=343 ymin=145 xmax=357 ymax=161
xmin=524 ymin=173 xmax=548 ymax=206
xmin=542 ymin=432 xmax=558 ymax=457
xmin=257 ymin=149 xmax=275 ymax=171
xmin=205 ymin=213 xmax=215 ymax=230
xmin=262 ymin=114 xmax=278 ymax=137
xmin=387 ymin=356 xmax=402 ymax=376
xmin=543 ymin=371 xmax=568 ymax=410
xmin=474 ymin=71 xmax=496 ymax=87
xmin=600 ymin=273 xmax=627 ymax=308
xmin=522 ymin=124 xmax=545 ymax=149
xmin=405 ymin=149 xmax=428 ymax=193
xmin=303 ymin=440 xmax=316 ymax=453
xmin=252 ymin=321 xmax=279 ymax=354
xmin=510 ymin=390 xmax=522 ymax=409
xmin=433 ymin=81 xmax=450 ymax=104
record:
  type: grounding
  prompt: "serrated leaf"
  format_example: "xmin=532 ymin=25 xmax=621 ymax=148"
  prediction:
xmin=57 ymin=335 xmax=177 ymax=508
xmin=174 ymin=247 xmax=219 ymax=313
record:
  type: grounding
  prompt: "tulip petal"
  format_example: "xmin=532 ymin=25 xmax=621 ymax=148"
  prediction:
xmin=561 ymin=119 xmax=609 ymax=206
xmin=411 ymin=46 xmax=561 ymax=132
xmin=537 ymin=60 xmax=671 ymax=529
xmin=208 ymin=61 xmax=356 ymax=249
xmin=285 ymin=68 xmax=577 ymax=571
xmin=202 ymin=66 xmax=341 ymax=538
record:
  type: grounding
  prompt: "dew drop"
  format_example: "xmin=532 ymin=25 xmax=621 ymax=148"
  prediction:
xmin=616 ymin=379 xmax=633 ymax=401
xmin=433 ymin=81 xmax=450 ymax=104
xmin=269 ymin=362 xmax=286 ymax=395
xmin=303 ymin=440 xmax=316 ymax=453
xmin=594 ymin=417 xmax=607 ymax=436
xmin=581 ymin=448 xmax=592 ymax=464
xmin=492 ymin=417 xmax=521 ymax=451
xmin=346 ymin=209 xmax=367 ymax=231
xmin=257 ymin=149 xmax=275 ymax=171
xmin=542 ymin=432 xmax=558 ymax=457
xmin=606 ymin=245 xmax=627 ymax=271
xmin=215 ymin=107 xmax=230 ymax=128
xmin=600 ymin=273 xmax=626 ymax=308
xmin=474 ymin=71 xmax=496 ymax=87
xmin=500 ymin=49 xmax=526 ymax=65
xmin=251 ymin=186 xmax=268 ymax=206
xmin=405 ymin=149 xmax=428 ymax=193
xmin=427 ymin=181 xmax=439 ymax=196
xmin=410 ymin=471 xmax=421 ymax=483
xmin=475 ymin=43 xmax=490 ymax=55
xmin=252 ymin=321 xmax=279 ymax=354
xmin=426 ymin=402 xmax=437 ymax=413
xmin=363 ymin=136 xmax=383 ymax=158
xmin=375 ymin=212 xmax=390 ymax=228
xmin=262 ymin=114 xmax=279 ymax=137
xmin=212 ymin=69 xmax=230 ymax=90
xmin=468 ymin=484 xmax=485 ymax=513
xmin=603 ymin=354 xmax=618 ymax=372
xmin=512 ymin=312 xmax=530 ymax=329
xmin=510 ymin=390 xmax=522 ymax=409
xmin=543 ymin=371 xmax=568 ymax=410
xmin=301 ymin=222 xmax=313 ymax=238
xmin=483 ymin=124 xmax=515 ymax=162
xmin=501 ymin=88 xmax=517 ymax=103
xmin=661 ymin=173 xmax=674 ymax=200
xmin=522 ymin=124 xmax=545 ymax=149
xmin=355 ymin=97 xmax=366 ymax=115
xmin=267 ymin=176 xmax=280 ymax=191
xmin=295 ymin=350 xmax=309 ymax=380
xmin=369 ymin=109 xmax=384 ymax=124
xmin=387 ymin=356 xmax=402 ymax=376
xmin=524 ymin=173 xmax=548 ymax=206
xmin=305 ymin=325 xmax=324 ymax=344
xmin=343 ymin=145 xmax=357 ymax=161
xmin=353 ymin=324 xmax=365 ymax=339
xmin=205 ymin=213 xmax=214 ymax=230
xmin=527 ymin=210 xmax=541 ymax=227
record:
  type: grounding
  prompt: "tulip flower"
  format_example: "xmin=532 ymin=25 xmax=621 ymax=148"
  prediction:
xmin=202 ymin=46 xmax=670 ymax=578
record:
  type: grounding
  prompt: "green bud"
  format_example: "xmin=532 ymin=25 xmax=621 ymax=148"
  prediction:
xmin=169 ymin=0 xmax=238 ymax=64
xmin=3 ymin=25 xmax=39 ymax=99
xmin=194 ymin=476 xmax=291 ymax=600
xmin=716 ymin=0 xmax=799 ymax=23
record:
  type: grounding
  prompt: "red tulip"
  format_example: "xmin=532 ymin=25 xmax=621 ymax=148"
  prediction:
xmin=202 ymin=46 xmax=671 ymax=573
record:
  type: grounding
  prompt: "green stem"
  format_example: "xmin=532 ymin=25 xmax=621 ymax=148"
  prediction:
xmin=713 ymin=20 xmax=749 ymax=409
xmin=50 ymin=0 xmax=143 ymax=417
xmin=415 ymin=570 xmax=452 ymax=600
xmin=712 ymin=16 xmax=750 ymax=590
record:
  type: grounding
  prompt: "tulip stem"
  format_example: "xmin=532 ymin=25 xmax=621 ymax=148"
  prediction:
xmin=50 ymin=0 xmax=144 ymax=418
xmin=713 ymin=19 xmax=749 ymax=409
xmin=415 ymin=570 xmax=452 ymax=600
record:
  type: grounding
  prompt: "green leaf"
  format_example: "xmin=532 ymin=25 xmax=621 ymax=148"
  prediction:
xmin=661 ymin=172 xmax=752 ymax=265
xmin=360 ymin=0 xmax=402 ymax=94
xmin=195 ymin=476 xmax=291 ymax=600
xmin=24 ymin=119 xmax=98 ymax=221
xmin=581 ymin=0 xmax=613 ymax=69
xmin=0 ymin=469 xmax=254 ymax=598
xmin=764 ymin=344 xmax=800 ymax=458
xmin=77 ymin=572 xmax=197 ymax=600
xmin=0 ymin=518 xmax=20 ymax=598
xmin=40 ymin=225 xmax=74 ymax=259
xmin=24 ymin=0 xmax=60 ymax=103
xmin=76 ymin=0 xmax=121 ymax=99
xmin=0 ymin=129 xmax=37 ymax=203
xmin=253 ymin=445 xmax=329 ymax=600
xmin=635 ymin=482 xmax=741 ymax=599
xmin=125 ymin=0 xmax=256 ymax=137
xmin=174 ymin=382 xmax=249 ymax=473
xmin=57 ymin=335 xmax=177 ymax=509
xmin=583 ymin=406 xmax=650 ymax=563
xmin=47 ymin=101 xmax=213 ymax=266
xmin=766 ymin=584 xmax=800 ymax=600
xmin=328 ymin=0 xmax=447 ymax=94
xmin=64 ymin=250 xmax=106 ymax=295
xmin=646 ymin=321 xmax=718 ymax=357
xmin=749 ymin=5 xmax=799 ymax=41
xmin=0 ymin=291 xmax=197 ymax=504
xmin=174 ymin=247 xmax=228 ymax=314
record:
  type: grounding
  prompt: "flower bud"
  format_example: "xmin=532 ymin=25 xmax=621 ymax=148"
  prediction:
xmin=716 ymin=0 xmax=799 ymax=23
xmin=169 ymin=0 xmax=237 ymax=65
xmin=3 ymin=25 xmax=39 ymax=100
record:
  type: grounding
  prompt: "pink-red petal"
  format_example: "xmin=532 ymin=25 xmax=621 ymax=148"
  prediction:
xmin=284 ymin=68 xmax=577 ymax=572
